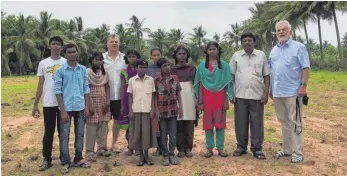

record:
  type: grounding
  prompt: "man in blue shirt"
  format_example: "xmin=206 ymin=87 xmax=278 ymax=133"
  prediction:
xmin=54 ymin=43 xmax=91 ymax=174
xmin=268 ymin=20 xmax=310 ymax=163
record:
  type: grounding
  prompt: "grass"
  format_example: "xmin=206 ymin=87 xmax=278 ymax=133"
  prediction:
xmin=1 ymin=70 xmax=347 ymax=176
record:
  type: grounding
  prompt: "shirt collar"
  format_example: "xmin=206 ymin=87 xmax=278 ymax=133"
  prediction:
xmin=63 ymin=62 xmax=81 ymax=70
xmin=241 ymin=49 xmax=257 ymax=56
xmin=104 ymin=51 xmax=123 ymax=61
xmin=277 ymin=37 xmax=293 ymax=48
xmin=157 ymin=74 xmax=174 ymax=82
xmin=134 ymin=74 xmax=150 ymax=80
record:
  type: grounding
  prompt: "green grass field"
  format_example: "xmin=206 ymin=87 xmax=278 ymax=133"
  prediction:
xmin=1 ymin=71 xmax=347 ymax=176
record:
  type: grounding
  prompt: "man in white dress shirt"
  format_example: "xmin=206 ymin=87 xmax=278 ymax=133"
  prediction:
xmin=103 ymin=34 xmax=127 ymax=153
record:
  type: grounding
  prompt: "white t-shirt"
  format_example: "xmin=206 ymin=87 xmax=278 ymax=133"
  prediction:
xmin=37 ymin=57 xmax=67 ymax=107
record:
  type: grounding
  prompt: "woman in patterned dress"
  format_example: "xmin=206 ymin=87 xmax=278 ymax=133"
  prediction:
xmin=86 ymin=52 xmax=111 ymax=163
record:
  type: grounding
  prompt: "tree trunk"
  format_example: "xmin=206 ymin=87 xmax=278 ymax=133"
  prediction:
xmin=317 ymin=14 xmax=324 ymax=69
xmin=293 ymin=30 xmax=297 ymax=41
xmin=332 ymin=7 xmax=345 ymax=70
xmin=40 ymin=46 xmax=46 ymax=61
xmin=303 ymin=21 xmax=312 ymax=63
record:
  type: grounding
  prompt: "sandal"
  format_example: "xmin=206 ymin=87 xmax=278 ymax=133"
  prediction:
xmin=60 ymin=164 xmax=69 ymax=174
xmin=39 ymin=160 xmax=53 ymax=171
xmin=177 ymin=151 xmax=185 ymax=158
xmin=275 ymin=151 xmax=291 ymax=160
xmin=136 ymin=160 xmax=144 ymax=166
xmin=290 ymin=153 xmax=304 ymax=163
xmin=145 ymin=159 xmax=154 ymax=166
xmin=204 ymin=150 xmax=213 ymax=158
xmin=71 ymin=160 xmax=91 ymax=168
xmin=137 ymin=152 xmax=145 ymax=166
xmin=218 ymin=150 xmax=229 ymax=157
xmin=169 ymin=155 xmax=179 ymax=165
xmin=232 ymin=149 xmax=247 ymax=157
xmin=98 ymin=150 xmax=111 ymax=157
xmin=185 ymin=150 xmax=193 ymax=158
xmin=162 ymin=156 xmax=170 ymax=166
xmin=253 ymin=151 xmax=266 ymax=160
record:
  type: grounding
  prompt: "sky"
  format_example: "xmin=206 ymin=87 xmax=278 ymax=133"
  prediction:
xmin=2 ymin=1 xmax=347 ymax=47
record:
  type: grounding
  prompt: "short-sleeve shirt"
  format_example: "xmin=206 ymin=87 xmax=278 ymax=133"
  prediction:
xmin=127 ymin=74 xmax=156 ymax=113
xmin=268 ymin=38 xmax=310 ymax=98
xmin=229 ymin=49 xmax=270 ymax=100
xmin=37 ymin=57 xmax=67 ymax=107
xmin=155 ymin=74 xmax=182 ymax=118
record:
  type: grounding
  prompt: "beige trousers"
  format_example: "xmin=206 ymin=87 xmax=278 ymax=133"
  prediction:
xmin=85 ymin=121 xmax=109 ymax=156
xmin=273 ymin=96 xmax=303 ymax=156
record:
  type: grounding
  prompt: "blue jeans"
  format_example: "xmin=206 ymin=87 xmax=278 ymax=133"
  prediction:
xmin=159 ymin=117 xmax=177 ymax=156
xmin=60 ymin=110 xmax=85 ymax=165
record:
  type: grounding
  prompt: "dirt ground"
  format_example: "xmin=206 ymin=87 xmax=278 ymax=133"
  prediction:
xmin=1 ymin=72 xmax=347 ymax=175
xmin=2 ymin=109 xmax=347 ymax=176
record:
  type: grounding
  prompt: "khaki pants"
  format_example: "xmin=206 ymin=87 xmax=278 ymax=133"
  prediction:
xmin=85 ymin=121 xmax=109 ymax=156
xmin=273 ymin=96 xmax=303 ymax=156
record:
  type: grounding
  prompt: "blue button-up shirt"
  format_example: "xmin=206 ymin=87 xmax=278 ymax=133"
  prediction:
xmin=268 ymin=38 xmax=310 ymax=98
xmin=54 ymin=62 xmax=90 ymax=111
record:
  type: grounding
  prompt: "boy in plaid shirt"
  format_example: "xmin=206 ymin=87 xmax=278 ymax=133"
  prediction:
xmin=155 ymin=58 xmax=183 ymax=166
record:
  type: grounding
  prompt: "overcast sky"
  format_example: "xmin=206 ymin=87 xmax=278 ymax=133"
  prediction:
xmin=2 ymin=1 xmax=347 ymax=46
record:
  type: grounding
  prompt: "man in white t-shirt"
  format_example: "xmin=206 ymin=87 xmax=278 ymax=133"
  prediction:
xmin=103 ymin=34 xmax=127 ymax=153
xmin=32 ymin=36 xmax=67 ymax=171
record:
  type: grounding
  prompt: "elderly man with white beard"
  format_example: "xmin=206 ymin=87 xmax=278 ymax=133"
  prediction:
xmin=269 ymin=20 xmax=310 ymax=163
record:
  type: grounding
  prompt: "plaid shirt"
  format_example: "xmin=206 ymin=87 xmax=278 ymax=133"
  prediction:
xmin=155 ymin=74 xmax=182 ymax=118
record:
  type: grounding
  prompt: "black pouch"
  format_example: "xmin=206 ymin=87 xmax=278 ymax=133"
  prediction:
xmin=302 ymin=95 xmax=309 ymax=106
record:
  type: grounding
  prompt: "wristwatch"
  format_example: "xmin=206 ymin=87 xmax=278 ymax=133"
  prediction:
xmin=300 ymin=82 xmax=307 ymax=87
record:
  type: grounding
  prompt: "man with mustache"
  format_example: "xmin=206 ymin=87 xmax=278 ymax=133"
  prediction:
xmin=103 ymin=34 xmax=127 ymax=153
xmin=229 ymin=31 xmax=270 ymax=160
xmin=269 ymin=20 xmax=310 ymax=163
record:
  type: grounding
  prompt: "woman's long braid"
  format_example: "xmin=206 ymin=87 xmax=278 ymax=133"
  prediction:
xmin=101 ymin=64 xmax=106 ymax=75
xmin=205 ymin=54 xmax=210 ymax=69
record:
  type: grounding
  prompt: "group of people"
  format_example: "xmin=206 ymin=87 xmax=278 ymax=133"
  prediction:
xmin=32 ymin=20 xmax=310 ymax=174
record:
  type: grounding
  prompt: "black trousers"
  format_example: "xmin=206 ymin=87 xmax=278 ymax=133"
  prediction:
xmin=234 ymin=98 xmax=264 ymax=152
xmin=42 ymin=106 xmax=61 ymax=162
xmin=176 ymin=120 xmax=195 ymax=152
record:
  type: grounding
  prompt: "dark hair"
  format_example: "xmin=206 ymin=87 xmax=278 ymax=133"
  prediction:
xmin=172 ymin=45 xmax=190 ymax=65
xmin=124 ymin=49 xmax=141 ymax=64
xmin=240 ymin=30 xmax=256 ymax=42
xmin=156 ymin=57 xmax=169 ymax=68
xmin=63 ymin=43 xmax=78 ymax=53
xmin=204 ymin=41 xmax=223 ymax=69
xmin=49 ymin=36 xmax=64 ymax=46
xmin=136 ymin=59 xmax=148 ymax=67
xmin=89 ymin=52 xmax=106 ymax=75
xmin=150 ymin=48 xmax=162 ymax=55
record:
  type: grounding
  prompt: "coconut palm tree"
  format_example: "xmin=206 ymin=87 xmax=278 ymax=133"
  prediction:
xmin=148 ymin=28 xmax=168 ymax=55
xmin=213 ymin=33 xmax=221 ymax=43
xmin=7 ymin=14 xmax=40 ymax=75
xmin=223 ymin=22 xmax=242 ymax=49
xmin=188 ymin=25 xmax=207 ymax=61
xmin=126 ymin=15 xmax=151 ymax=51
xmin=35 ymin=11 xmax=53 ymax=60
xmin=327 ymin=1 xmax=347 ymax=70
